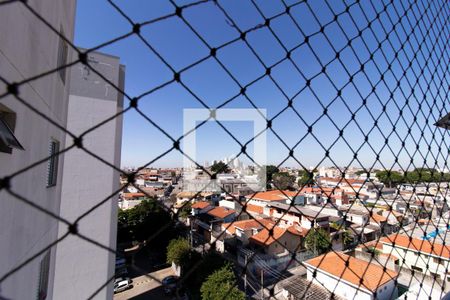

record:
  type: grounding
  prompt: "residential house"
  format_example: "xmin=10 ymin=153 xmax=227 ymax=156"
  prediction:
xmin=264 ymin=202 xmax=330 ymax=230
xmin=191 ymin=205 xmax=236 ymax=244
xmin=222 ymin=218 xmax=274 ymax=247
xmin=304 ymin=252 xmax=398 ymax=300
xmin=248 ymin=224 xmax=307 ymax=256
xmin=276 ymin=274 xmax=345 ymax=300
xmin=369 ymin=212 xmax=397 ymax=235
xmin=380 ymin=234 xmax=450 ymax=281
xmin=245 ymin=190 xmax=285 ymax=205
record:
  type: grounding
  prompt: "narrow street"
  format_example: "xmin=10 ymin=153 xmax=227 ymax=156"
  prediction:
xmin=114 ymin=266 xmax=176 ymax=300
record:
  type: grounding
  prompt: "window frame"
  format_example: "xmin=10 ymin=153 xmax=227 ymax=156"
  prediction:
xmin=37 ymin=251 xmax=51 ymax=300
xmin=46 ymin=139 xmax=60 ymax=187
xmin=56 ymin=26 xmax=68 ymax=84
xmin=0 ymin=111 xmax=24 ymax=153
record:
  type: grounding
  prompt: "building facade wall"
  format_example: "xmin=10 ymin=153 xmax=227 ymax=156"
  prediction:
xmin=383 ymin=244 xmax=450 ymax=280
xmin=0 ymin=1 xmax=76 ymax=299
xmin=52 ymin=50 xmax=124 ymax=300
xmin=306 ymin=267 xmax=374 ymax=300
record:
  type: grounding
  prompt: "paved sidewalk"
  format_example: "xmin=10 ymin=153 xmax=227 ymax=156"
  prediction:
xmin=114 ymin=266 xmax=176 ymax=300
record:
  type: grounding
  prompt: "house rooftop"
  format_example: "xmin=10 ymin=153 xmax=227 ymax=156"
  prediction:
xmin=249 ymin=224 xmax=306 ymax=246
xmin=222 ymin=218 xmax=273 ymax=234
xmin=370 ymin=213 xmax=388 ymax=224
xmin=267 ymin=202 xmax=329 ymax=219
xmin=304 ymin=252 xmax=398 ymax=293
xmin=244 ymin=203 xmax=265 ymax=215
xmin=177 ymin=191 xmax=214 ymax=198
xmin=207 ymin=207 xmax=235 ymax=219
xmin=278 ymin=274 xmax=345 ymax=300
xmin=122 ymin=192 xmax=145 ymax=199
xmin=245 ymin=190 xmax=292 ymax=202
xmin=191 ymin=201 xmax=210 ymax=209
xmin=381 ymin=233 xmax=450 ymax=259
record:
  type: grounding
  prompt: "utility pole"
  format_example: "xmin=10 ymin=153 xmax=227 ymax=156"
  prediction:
xmin=260 ymin=269 xmax=264 ymax=300
xmin=244 ymin=255 xmax=247 ymax=295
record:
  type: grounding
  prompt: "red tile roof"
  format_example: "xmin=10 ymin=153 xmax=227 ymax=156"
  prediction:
xmin=245 ymin=203 xmax=265 ymax=214
xmin=370 ymin=213 xmax=387 ymax=224
xmin=380 ymin=233 xmax=450 ymax=259
xmin=249 ymin=225 xmax=305 ymax=246
xmin=304 ymin=252 xmax=398 ymax=292
xmin=222 ymin=218 xmax=274 ymax=234
xmin=191 ymin=201 xmax=210 ymax=209
xmin=246 ymin=190 xmax=289 ymax=201
xmin=320 ymin=177 xmax=366 ymax=186
xmin=207 ymin=207 xmax=235 ymax=219
xmin=123 ymin=193 xmax=145 ymax=199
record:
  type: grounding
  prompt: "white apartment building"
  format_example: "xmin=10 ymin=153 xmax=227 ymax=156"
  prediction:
xmin=0 ymin=1 xmax=76 ymax=299
xmin=52 ymin=50 xmax=124 ymax=299
xmin=0 ymin=4 xmax=124 ymax=299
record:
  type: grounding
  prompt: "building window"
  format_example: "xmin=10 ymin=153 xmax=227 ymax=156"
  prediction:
xmin=0 ymin=109 xmax=24 ymax=153
xmin=411 ymin=265 xmax=423 ymax=273
xmin=47 ymin=139 xmax=60 ymax=187
xmin=57 ymin=27 xmax=68 ymax=83
xmin=433 ymin=257 xmax=445 ymax=266
xmin=37 ymin=251 xmax=50 ymax=300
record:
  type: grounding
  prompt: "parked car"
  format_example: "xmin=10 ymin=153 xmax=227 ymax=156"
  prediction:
xmin=162 ymin=275 xmax=179 ymax=295
xmin=114 ymin=277 xmax=132 ymax=285
xmin=114 ymin=279 xmax=133 ymax=294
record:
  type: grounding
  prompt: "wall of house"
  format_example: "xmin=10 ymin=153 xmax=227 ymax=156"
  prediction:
xmin=382 ymin=244 xmax=450 ymax=280
xmin=355 ymin=250 xmax=398 ymax=271
xmin=119 ymin=199 xmax=142 ymax=210
xmin=0 ymin=2 xmax=76 ymax=299
xmin=306 ymin=267 xmax=373 ymax=300
xmin=266 ymin=232 xmax=303 ymax=255
xmin=347 ymin=213 xmax=368 ymax=225
xmin=271 ymin=210 xmax=300 ymax=225
xmin=52 ymin=50 xmax=124 ymax=300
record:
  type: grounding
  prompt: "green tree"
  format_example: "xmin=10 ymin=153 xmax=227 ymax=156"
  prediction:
xmin=200 ymin=264 xmax=245 ymax=300
xmin=305 ymin=228 xmax=331 ymax=255
xmin=297 ymin=169 xmax=314 ymax=187
xmin=367 ymin=246 xmax=381 ymax=256
xmin=329 ymin=222 xmax=353 ymax=249
xmin=257 ymin=165 xmax=279 ymax=183
xmin=355 ymin=169 xmax=369 ymax=176
xmin=117 ymin=198 xmax=173 ymax=244
xmin=210 ymin=161 xmax=230 ymax=174
xmin=184 ymin=252 xmax=227 ymax=298
xmin=375 ymin=170 xmax=403 ymax=187
xmin=272 ymin=172 xmax=296 ymax=190
xmin=178 ymin=201 xmax=192 ymax=219
xmin=342 ymin=229 xmax=354 ymax=248
xmin=166 ymin=238 xmax=191 ymax=266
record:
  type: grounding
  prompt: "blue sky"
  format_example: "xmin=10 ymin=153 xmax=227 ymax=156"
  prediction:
xmin=74 ymin=0 xmax=448 ymax=170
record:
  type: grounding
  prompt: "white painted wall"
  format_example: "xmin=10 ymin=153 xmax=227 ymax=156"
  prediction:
xmin=382 ymin=244 xmax=450 ymax=280
xmin=0 ymin=1 xmax=76 ymax=299
xmin=306 ymin=265 xmax=397 ymax=300
xmin=52 ymin=50 xmax=124 ymax=300
xmin=306 ymin=266 xmax=372 ymax=300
